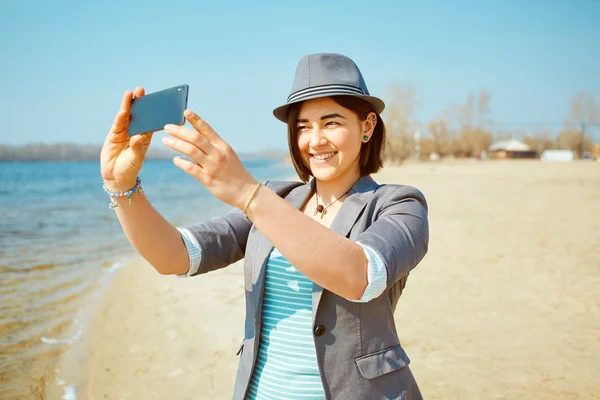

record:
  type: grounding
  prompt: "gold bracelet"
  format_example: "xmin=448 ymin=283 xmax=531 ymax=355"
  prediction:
xmin=242 ymin=182 xmax=262 ymax=214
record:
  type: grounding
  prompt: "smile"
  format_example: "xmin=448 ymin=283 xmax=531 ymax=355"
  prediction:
xmin=311 ymin=152 xmax=337 ymax=161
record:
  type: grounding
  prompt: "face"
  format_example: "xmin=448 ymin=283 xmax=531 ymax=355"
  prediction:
xmin=295 ymin=97 xmax=375 ymax=182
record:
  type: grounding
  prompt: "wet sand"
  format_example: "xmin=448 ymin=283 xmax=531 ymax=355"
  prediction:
xmin=74 ymin=160 xmax=600 ymax=399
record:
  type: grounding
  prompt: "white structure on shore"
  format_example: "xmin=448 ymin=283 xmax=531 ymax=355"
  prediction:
xmin=540 ymin=150 xmax=575 ymax=162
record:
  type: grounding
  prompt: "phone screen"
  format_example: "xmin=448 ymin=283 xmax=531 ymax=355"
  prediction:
xmin=128 ymin=84 xmax=189 ymax=136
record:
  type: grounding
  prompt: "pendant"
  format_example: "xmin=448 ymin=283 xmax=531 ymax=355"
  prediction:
xmin=314 ymin=205 xmax=324 ymax=216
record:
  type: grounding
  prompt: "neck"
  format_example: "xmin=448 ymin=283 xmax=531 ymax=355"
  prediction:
xmin=314 ymin=166 xmax=361 ymax=204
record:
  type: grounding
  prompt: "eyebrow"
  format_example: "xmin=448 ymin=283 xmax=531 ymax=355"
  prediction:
xmin=296 ymin=113 xmax=346 ymax=123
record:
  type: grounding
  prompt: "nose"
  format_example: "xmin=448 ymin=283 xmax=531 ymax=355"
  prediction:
xmin=309 ymin=125 xmax=327 ymax=148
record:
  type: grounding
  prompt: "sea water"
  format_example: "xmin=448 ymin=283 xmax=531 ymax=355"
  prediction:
xmin=0 ymin=159 xmax=295 ymax=399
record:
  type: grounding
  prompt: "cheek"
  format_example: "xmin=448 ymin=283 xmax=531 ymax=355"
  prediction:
xmin=331 ymin=130 xmax=361 ymax=155
xmin=297 ymin=133 xmax=309 ymax=150
xmin=297 ymin=135 xmax=310 ymax=156
xmin=297 ymin=135 xmax=311 ymax=162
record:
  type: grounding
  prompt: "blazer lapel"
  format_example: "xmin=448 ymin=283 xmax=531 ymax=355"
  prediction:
xmin=252 ymin=181 xmax=314 ymax=318
xmin=328 ymin=176 xmax=378 ymax=238
xmin=312 ymin=176 xmax=379 ymax=322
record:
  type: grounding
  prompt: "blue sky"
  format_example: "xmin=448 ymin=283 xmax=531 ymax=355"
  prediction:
xmin=1 ymin=0 xmax=598 ymax=152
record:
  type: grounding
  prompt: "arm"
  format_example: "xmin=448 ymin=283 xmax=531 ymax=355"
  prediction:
xmin=176 ymin=208 xmax=252 ymax=276
xmin=112 ymin=192 xmax=253 ymax=277
xmin=175 ymin=181 xmax=303 ymax=278
xmin=108 ymin=192 xmax=189 ymax=275
xmin=99 ymin=88 xmax=190 ymax=275
xmin=244 ymin=185 xmax=428 ymax=300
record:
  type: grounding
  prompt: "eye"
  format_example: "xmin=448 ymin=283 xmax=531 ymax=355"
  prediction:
xmin=296 ymin=125 xmax=308 ymax=133
xmin=325 ymin=121 xmax=339 ymax=127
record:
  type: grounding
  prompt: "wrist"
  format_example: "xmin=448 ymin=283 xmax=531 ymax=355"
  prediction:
xmin=240 ymin=181 xmax=262 ymax=214
xmin=103 ymin=177 xmax=144 ymax=209
xmin=103 ymin=178 xmax=137 ymax=193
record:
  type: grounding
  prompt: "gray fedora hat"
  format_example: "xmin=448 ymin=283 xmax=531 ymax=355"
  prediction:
xmin=273 ymin=53 xmax=385 ymax=122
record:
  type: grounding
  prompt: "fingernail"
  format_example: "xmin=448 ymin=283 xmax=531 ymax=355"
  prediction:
xmin=184 ymin=110 xmax=194 ymax=118
xmin=162 ymin=137 xmax=172 ymax=145
xmin=164 ymin=124 xmax=175 ymax=132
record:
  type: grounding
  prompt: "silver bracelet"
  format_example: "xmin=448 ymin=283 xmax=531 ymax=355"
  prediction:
xmin=102 ymin=177 xmax=144 ymax=209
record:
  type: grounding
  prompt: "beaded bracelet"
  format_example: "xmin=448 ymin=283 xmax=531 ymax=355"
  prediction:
xmin=103 ymin=177 xmax=144 ymax=209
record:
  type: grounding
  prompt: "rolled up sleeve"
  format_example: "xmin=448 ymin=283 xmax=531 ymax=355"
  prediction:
xmin=354 ymin=186 xmax=429 ymax=287
xmin=175 ymin=227 xmax=203 ymax=278
xmin=349 ymin=242 xmax=388 ymax=302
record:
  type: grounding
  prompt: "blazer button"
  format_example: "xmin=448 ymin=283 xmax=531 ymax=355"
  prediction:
xmin=314 ymin=325 xmax=325 ymax=337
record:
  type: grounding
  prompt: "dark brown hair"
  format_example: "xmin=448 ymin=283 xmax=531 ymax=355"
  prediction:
xmin=287 ymin=96 xmax=386 ymax=182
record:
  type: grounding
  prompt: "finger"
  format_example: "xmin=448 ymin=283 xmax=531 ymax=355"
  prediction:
xmin=184 ymin=110 xmax=222 ymax=143
xmin=133 ymin=86 xmax=145 ymax=98
xmin=162 ymin=135 xmax=208 ymax=166
xmin=110 ymin=110 xmax=130 ymax=139
xmin=173 ymin=156 xmax=206 ymax=182
xmin=109 ymin=87 xmax=144 ymax=140
xmin=164 ymin=124 xmax=215 ymax=157
xmin=120 ymin=87 xmax=145 ymax=120
xmin=120 ymin=90 xmax=134 ymax=113
xmin=110 ymin=91 xmax=133 ymax=137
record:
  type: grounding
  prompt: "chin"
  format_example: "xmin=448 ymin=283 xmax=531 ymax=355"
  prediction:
xmin=309 ymin=166 xmax=340 ymax=182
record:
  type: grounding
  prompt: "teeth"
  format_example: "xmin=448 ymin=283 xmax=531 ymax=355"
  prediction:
xmin=313 ymin=152 xmax=335 ymax=160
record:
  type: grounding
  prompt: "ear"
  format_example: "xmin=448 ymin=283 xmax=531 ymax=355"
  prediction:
xmin=362 ymin=112 xmax=377 ymax=142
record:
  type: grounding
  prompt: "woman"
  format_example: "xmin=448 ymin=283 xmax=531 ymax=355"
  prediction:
xmin=100 ymin=53 xmax=429 ymax=400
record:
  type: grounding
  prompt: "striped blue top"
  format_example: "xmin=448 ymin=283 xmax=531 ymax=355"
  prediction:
xmin=246 ymin=248 xmax=325 ymax=399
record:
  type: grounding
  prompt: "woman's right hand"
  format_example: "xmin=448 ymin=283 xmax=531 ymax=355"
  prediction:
xmin=100 ymin=87 xmax=153 ymax=192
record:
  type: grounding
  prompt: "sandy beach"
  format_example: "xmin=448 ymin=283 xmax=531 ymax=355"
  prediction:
xmin=72 ymin=160 xmax=599 ymax=399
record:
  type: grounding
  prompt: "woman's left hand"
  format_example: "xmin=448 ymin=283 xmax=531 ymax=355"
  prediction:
xmin=162 ymin=110 xmax=258 ymax=209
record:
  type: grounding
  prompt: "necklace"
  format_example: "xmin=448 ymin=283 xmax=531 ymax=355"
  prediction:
xmin=314 ymin=187 xmax=353 ymax=218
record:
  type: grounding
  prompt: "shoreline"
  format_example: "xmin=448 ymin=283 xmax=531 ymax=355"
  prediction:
xmin=43 ymin=254 xmax=139 ymax=400
xmin=68 ymin=256 xmax=247 ymax=400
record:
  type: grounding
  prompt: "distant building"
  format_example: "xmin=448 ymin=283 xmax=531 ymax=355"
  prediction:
xmin=540 ymin=150 xmax=575 ymax=162
xmin=489 ymin=139 xmax=537 ymax=159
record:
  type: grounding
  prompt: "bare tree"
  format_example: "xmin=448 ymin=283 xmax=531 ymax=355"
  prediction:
xmin=454 ymin=90 xmax=493 ymax=157
xmin=556 ymin=128 xmax=593 ymax=153
xmin=427 ymin=119 xmax=450 ymax=157
xmin=439 ymin=104 xmax=462 ymax=157
xmin=568 ymin=92 xmax=599 ymax=126
xmin=383 ymin=82 xmax=418 ymax=163
xmin=565 ymin=92 xmax=599 ymax=157
xmin=523 ymin=126 xmax=556 ymax=155
xmin=418 ymin=137 xmax=436 ymax=160
xmin=477 ymin=89 xmax=491 ymax=128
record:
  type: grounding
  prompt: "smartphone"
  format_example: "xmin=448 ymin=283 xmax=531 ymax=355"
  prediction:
xmin=128 ymin=84 xmax=189 ymax=136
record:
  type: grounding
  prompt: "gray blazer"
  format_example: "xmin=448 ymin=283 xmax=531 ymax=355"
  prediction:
xmin=184 ymin=176 xmax=429 ymax=400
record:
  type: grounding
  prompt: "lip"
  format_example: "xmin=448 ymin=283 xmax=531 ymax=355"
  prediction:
xmin=309 ymin=151 xmax=337 ymax=163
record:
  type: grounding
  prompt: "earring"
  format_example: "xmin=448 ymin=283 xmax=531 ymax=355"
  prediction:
xmin=363 ymin=135 xmax=369 ymax=142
